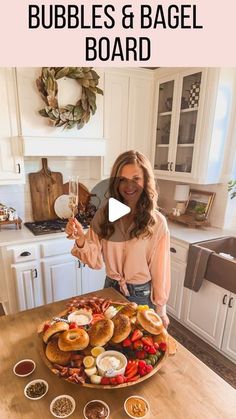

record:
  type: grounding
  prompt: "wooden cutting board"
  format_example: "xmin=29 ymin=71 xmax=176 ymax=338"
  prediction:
xmin=29 ymin=158 xmax=64 ymax=221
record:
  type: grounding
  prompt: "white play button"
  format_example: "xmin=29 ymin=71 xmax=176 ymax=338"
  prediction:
xmin=108 ymin=198 xmax=130 ymax=222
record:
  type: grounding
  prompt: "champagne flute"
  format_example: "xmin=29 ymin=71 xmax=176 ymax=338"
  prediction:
xmin=67 ymin=176 xmax=79 ymax=238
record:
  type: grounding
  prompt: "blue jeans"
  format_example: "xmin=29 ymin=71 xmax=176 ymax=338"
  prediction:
xmin=104 ymin=276 xmax=156 ymax=309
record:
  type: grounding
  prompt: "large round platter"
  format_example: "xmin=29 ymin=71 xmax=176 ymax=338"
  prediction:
xmin=38 ymin=298 xmax=169 ymax=389
xmin=38 ymin=336 xmax=168 ymax=389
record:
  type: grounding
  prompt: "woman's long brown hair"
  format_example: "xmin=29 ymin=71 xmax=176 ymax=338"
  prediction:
xmin=99 ymin=150 xmax=158 ymax=239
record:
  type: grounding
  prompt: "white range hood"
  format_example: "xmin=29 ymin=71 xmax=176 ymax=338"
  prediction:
xmin=21 ymin=136 xmax=106 ymax=157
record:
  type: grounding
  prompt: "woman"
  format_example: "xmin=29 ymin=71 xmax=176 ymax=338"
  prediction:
xmin=66 ymin=150 xmax=170 ymax=328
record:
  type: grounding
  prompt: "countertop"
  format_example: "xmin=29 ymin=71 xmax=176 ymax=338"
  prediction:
xmin=0 ymin=220 xmax=235 ymax=247
xmin=1 ymin=288 xmax=235 ymax=419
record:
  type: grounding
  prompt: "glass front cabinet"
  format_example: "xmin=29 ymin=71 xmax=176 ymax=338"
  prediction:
xmin=153 ymin=69 xmax=206 ymax=180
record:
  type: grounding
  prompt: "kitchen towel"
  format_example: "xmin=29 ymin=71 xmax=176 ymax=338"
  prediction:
xmin=184 ymin=244 xmax=214 ymax=292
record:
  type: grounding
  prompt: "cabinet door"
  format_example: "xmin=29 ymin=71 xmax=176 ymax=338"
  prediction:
xmin=167 ymin=258 xmax=186 ymax=319
xmin=221 ymin=293 xmax=236 ymax=362
xmin=154 ymin=75 xmax=178 ymax=172
xmin=182 ymin=281 xmax=229 ymax=348
xmin=127 ymin=75 xmax=154 ymax=159
xmin=0 ymin=68 xmax=24 ymax=184
xmin=42 ymin=255 xmax=81 ymax=303
xmin=103 ymin=71 xmax=129 ymax=177
xmin=12 ymin=261 xmax=44 ymax=311
xmin=81 ymin=265 xmax=106 ymax=295
xmin=172 ymin=70 xmax=205 ymax=177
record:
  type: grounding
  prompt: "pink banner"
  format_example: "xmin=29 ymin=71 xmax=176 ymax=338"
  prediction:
xmin=0 ymin=0 xmax=235 ymax=66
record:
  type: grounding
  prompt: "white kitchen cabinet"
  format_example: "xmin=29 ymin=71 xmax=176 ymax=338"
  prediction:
xmin=221 ymin=292 xmax=236 ymax=362
xmin=12 ymin=261 xmax=44 ymax=311
xmin=0 ymin=68 xmax=24 ymax=184
xmin=103 ymin=69 xmax=154 ymax=177
xmin=167 ymin=240 xmax=188 ymax=319
xmin=42 ymin=254 xmax=81 ymax=304
xmin=81 ymin=264 xmax=105 ymax=295
xmin=182 ymin=281 xmax=230 ymax=349
xmin=152 ymin=67 xmax=234 ymax=184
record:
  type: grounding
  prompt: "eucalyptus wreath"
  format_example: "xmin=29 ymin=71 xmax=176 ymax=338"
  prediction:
xmin=36 ymin=67 xmax=103 ymax=129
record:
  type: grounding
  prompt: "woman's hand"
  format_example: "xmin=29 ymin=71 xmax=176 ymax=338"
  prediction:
xmin=65 ymin=218 xmax=84 ymax=241
xmin=160 ymin=314 xmax=170 ymax=330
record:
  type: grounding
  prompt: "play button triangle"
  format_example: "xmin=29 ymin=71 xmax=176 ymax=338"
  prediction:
xmin=108 ymin=198 xmax=131 ymax=222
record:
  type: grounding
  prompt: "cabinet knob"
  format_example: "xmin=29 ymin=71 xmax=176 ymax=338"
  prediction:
xmin=170 ymin=247 xmax=177 ymax=253
xmin=222 ymin=294 xmax=228 ymax=305
xmin=228 ymin=297 xmax=234 ymax=308
xmin=20 ymin=251 xmax=31 ymax=257
xmin=17 ymin=163 xmax=21 ymax=174
xmin=170 ymin=162 xmax=173 ymax=171
xmin=32 ymin=268 xmax=38 ymax=278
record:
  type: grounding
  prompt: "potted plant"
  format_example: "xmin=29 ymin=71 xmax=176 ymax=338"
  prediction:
xmin=194 ymin=204 xmax=206 ymax=221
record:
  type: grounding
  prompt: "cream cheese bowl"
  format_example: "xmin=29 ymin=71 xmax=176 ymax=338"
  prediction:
xmin=96 ymin=350 xmax=127 ymax=378
xmin=68 ymin=309 xmax=92 ymax=326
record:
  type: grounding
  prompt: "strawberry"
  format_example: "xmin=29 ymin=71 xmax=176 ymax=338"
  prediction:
xmin=133 ymin=339 xmax=144 ymax=351
xmin=131 ymin=329 xmax=143 ymax=342
xmin=69 ymin=322 xmax=77 ymax=329
xmin=43 ymin=323 xmax=50 ymax=332
xmin=146 ymin=346 xmax=156 ymax=354
xmin=101 ymin=377 xmax=110 ymax=385
xmin=141 ymin=336 xmax=154 ymax=346
xmin=115 ymin=375 xmax=125 ymax=384
xmin=110 ymin=377 xmax=118 ymax=385
xmin=135 ymin=350 xmax=147 ymax=359
xmin=122 ymin=337 xmax=132 ymax=347
xmin=145 ymin=364 xmax=153 ymax=374
xmin=159 ymin=342 xmax=167 ymax=352
xmin=138 ymin=360 xmax=146 ymax=369
xmin=154 ymin=342 xmax=159 ymax=349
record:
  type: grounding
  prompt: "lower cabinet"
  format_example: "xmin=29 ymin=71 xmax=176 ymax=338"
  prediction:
xmin=182 ymin=282 xmax=236 ymax=362
xmin=182 ymin=281 xmax=229 ymax=348
xmin=42 ymin=255 xmax=81 ymax=304
xmin=167 ymin=258 xmax=186 ymax=319
xmin=81 ymin=264 xmax=105 ymax=295
xmin=12 ymin=261 xmax=44 ymax=311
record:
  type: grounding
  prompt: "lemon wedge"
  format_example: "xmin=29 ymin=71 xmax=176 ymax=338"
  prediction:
xmin=83 ymin=356 xmax=95 ymax=368
xmin=91 ymin=346 xmax=106 ymax=358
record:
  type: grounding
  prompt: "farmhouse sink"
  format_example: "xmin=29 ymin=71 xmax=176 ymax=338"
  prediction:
xmin=194 ymin=236 xmax=236 ymax=293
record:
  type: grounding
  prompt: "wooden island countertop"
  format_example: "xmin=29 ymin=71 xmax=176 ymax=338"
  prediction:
xmin=0 ymin=288 xmax=235 ymax=419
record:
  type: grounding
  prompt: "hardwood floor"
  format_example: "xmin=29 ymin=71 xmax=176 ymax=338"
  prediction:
xmin=168 ymin=316 xmax=236 ymax=389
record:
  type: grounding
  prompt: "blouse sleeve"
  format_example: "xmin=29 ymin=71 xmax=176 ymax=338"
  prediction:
xmin=71 ymin=210 xmax=104 ymax=270
xmin=149 ymin=215 xmax=171 ymax=316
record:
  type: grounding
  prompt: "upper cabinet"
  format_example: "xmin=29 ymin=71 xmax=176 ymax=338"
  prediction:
xmin=103 ymin=69 xmax=155 ymax=177
xmin=0 ymin=68 xmax=25 ymax=184
xmin=152 ymin=67 xmax=236 ymax=184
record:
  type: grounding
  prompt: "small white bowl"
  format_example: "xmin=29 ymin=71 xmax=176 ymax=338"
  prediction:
xmin=83 ymin=400 xmax=110 ymax=419
xmin=13 ymin=359 xmax=36 ymax=377
xmin=68 ymin=309 xmax=92 ymax=326
xmin=124 ymin=396 xmax=150 ymax=418
xmin=50 ymin=395 xmax=76 ymax=418
xmin=24 ymin=379 xmax=48 ymax=400
xmin=96 ymin=350 xmax=127 ymax=378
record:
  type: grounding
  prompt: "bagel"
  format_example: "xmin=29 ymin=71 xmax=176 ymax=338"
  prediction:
xmin=111 ymin=314 xmax=131 ymax=343
xmin=46 ymin=339 xmax=72 ymax=365
xmin=43 ymin=321 xmax=69 ymax=344
xmin=88 ymin=318 xmax=114 ymax=347
xmin=58 ymin=328 xmax=89 ymax=351
xmin=137 ymin=309 xmax=163 ymax=335
xmin=120 ymin=303 xmax=138 ymax=318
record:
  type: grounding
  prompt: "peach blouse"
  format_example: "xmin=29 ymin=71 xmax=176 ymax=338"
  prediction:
xmin=71 ymin=210 xmax=170 ymax=316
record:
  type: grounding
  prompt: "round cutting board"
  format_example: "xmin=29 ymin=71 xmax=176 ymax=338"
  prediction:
xmin=54 ymin=194 xmax=77 ymax=219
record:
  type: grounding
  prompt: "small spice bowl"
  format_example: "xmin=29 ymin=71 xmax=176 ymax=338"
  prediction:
xmin=24 ymin=379 xmax=48 ymax=400
xmin=83 ymin=400 xmax=110 ymax=419
xmin=50 ymin=395 xmax=76 ymax=418
xmin=13 ymin=359 xmax=36 ymax=377
xmin=124 ymin=396 xmax=150 ymax=418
